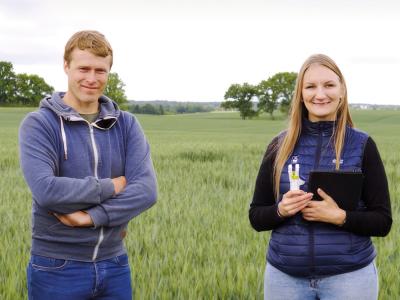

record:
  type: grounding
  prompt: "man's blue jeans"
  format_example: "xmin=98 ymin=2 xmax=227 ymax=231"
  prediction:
xmin=27 ymin=254 xmax=132 ymax=300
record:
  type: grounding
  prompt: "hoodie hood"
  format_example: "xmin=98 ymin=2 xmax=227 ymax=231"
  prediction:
xmin=40 ymin=92 xmax=120 ymax=129
xmin=40 ymin=92 xmax=121 ymax=160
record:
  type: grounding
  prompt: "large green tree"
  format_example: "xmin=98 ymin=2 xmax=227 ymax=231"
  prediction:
xmin=104 ymin=72 xmax=128 ymax=105
xmin=257 ymin=79 xmax=277 ymax=118
xmin=1 ymin=61 xmax=54 ymax=106
xmin=15 ymin=73 xmax=54 ymax=106
xmin=0 ymin=61 xmax=17 ymax=105
xmin=221 ymin=83 xmax=258 ymax=119
xmin=258 ymin=72 xmax=297 ymax=116
xmin=271 ymin=72 xmax=297 ymax=114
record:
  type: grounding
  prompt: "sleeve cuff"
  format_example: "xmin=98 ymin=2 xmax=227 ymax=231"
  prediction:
xmin=99 ymin=178 xmax=115 ymax=202
xmin=86 ymin=205 xmax=109 ymax=228
xmin=340 ymin=210 xmax=354 ymax=230
xmin=274 ymin=204 xmax=286 ymax=223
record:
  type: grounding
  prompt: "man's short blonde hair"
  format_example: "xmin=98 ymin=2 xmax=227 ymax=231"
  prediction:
xmin=64 ymin=30 xmax=113 ymax=67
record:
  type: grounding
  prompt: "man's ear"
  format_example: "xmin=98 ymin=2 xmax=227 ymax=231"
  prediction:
xmin=63 ymin=61 xmax=69 ymax=74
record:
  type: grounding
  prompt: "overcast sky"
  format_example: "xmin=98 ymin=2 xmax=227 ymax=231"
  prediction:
xmin=1 ymin=0 xmax=400 ymax=104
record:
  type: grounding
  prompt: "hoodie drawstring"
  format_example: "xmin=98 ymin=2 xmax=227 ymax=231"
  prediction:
xmin=59 ymin=116 xmax=68 ymax=160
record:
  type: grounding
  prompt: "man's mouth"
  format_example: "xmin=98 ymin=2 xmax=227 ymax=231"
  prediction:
xmin=81 ymin=87 xmax=99 ymax=94
xmin=81 ymin=85 xmax=98 ymax=90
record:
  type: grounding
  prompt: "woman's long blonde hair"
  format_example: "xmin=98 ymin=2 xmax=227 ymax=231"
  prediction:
xmin=273 ymin=54 xmax=354 ymax=199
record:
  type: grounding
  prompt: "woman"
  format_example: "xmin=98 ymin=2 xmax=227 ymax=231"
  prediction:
xmin=249 ymin=54 xmax=392 ymax=300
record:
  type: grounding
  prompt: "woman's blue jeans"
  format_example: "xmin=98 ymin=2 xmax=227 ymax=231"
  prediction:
xmin=27 ymin=254 xmax=132 ymax=300
xmin=264 ymin=261 xmax=378 ymax=300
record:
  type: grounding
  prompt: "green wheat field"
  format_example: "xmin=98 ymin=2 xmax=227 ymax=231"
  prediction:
xmin=0 ymin=107 xmax=399 ymax=299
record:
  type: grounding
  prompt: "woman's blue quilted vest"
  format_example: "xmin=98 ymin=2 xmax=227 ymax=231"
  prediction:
xmin=267 ymin=118 xmax=376 ymax=277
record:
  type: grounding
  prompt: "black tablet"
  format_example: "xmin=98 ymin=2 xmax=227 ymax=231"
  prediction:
xmin=308 ymin=171 xmax=364 ymax=211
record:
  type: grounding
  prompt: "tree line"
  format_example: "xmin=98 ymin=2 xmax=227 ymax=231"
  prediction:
xmin=2 ymin=60 xmax=298 ymax=118
xmin=221 ymin=72 xmax=298 ymax=119
xmin=129 ymin=102 xmax=215 ymax=115
xmin=0 ymin=61 xmax=128 ymax=106
xmin=0 ymin=61 xmax=212 ymax=114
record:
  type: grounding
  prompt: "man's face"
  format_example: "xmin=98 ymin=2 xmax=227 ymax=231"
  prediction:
xmin=64 ymin=48 xmax=112 ymax=106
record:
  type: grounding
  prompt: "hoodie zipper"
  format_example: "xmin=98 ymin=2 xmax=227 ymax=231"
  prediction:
xmin=89 ymin=124 xmax=104 ymax=261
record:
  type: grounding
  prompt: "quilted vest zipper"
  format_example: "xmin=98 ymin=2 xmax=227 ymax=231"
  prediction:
xmin=309 ymin=128 xmax=323 ymax=275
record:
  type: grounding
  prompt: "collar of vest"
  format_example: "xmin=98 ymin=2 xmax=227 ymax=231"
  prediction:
xmin=302 ymin=117 xmax=335 ymax=136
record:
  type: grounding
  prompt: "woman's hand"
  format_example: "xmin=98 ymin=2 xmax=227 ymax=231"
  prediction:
xmin=278 ymin=190 xmax=313 ymax=217
xmin=301 ymin=188 xmax=346 ymax=225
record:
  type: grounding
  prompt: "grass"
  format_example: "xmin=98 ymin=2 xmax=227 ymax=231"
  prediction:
xmin=0 ymin=108 xmax=399 ymax=299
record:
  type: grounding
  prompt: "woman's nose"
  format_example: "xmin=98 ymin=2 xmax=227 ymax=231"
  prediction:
xmin=315 ymin=86 xmax=325 ymax=99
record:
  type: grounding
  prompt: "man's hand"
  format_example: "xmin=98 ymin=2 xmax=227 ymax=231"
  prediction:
xmin=112 ymin=176 xmax=127 ymax=195
xmin=301 ymin=188 xmax=346 ymax=225
xmin=53 ymin=176 xmax=127 ymax=227
xmin=54 ymin=211 xmax=94 ymax=227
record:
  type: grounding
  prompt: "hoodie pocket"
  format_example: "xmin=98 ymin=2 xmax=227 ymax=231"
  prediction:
xmin=48 ymin=222 xmax=99 ymax=245
xmin=101 ymin=224 xmax=127 ymax=247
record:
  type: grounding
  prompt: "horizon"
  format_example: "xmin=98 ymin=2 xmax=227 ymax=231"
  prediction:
xmin=129 ymin=99 xmax=400 ymax=107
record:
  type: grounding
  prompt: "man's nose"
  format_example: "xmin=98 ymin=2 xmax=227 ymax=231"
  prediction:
xmin=85 ymin=71 xmax=97 ymax=83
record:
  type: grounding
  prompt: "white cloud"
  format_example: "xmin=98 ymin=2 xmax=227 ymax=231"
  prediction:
xmin=1 ymin=0 xmax=400 ymax=104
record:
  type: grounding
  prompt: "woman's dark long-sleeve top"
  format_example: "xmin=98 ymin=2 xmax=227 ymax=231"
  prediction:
xmin=249 ymin=136 xmax=392 ymax=237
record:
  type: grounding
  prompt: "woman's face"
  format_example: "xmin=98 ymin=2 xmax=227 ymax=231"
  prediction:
xmin=302 ymin=63 xmax=343 ymax=122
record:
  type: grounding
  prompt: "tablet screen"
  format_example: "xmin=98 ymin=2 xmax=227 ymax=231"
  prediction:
xmin=308 ymin=171 xmax=364 ymax=211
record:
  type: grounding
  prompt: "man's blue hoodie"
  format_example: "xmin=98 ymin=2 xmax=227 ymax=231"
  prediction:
xmin=19 ymin=92 xmax=157 ymax=261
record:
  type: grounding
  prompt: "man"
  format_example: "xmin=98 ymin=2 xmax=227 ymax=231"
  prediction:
xmin=19 ymin=30 xmax=157 ymax=299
